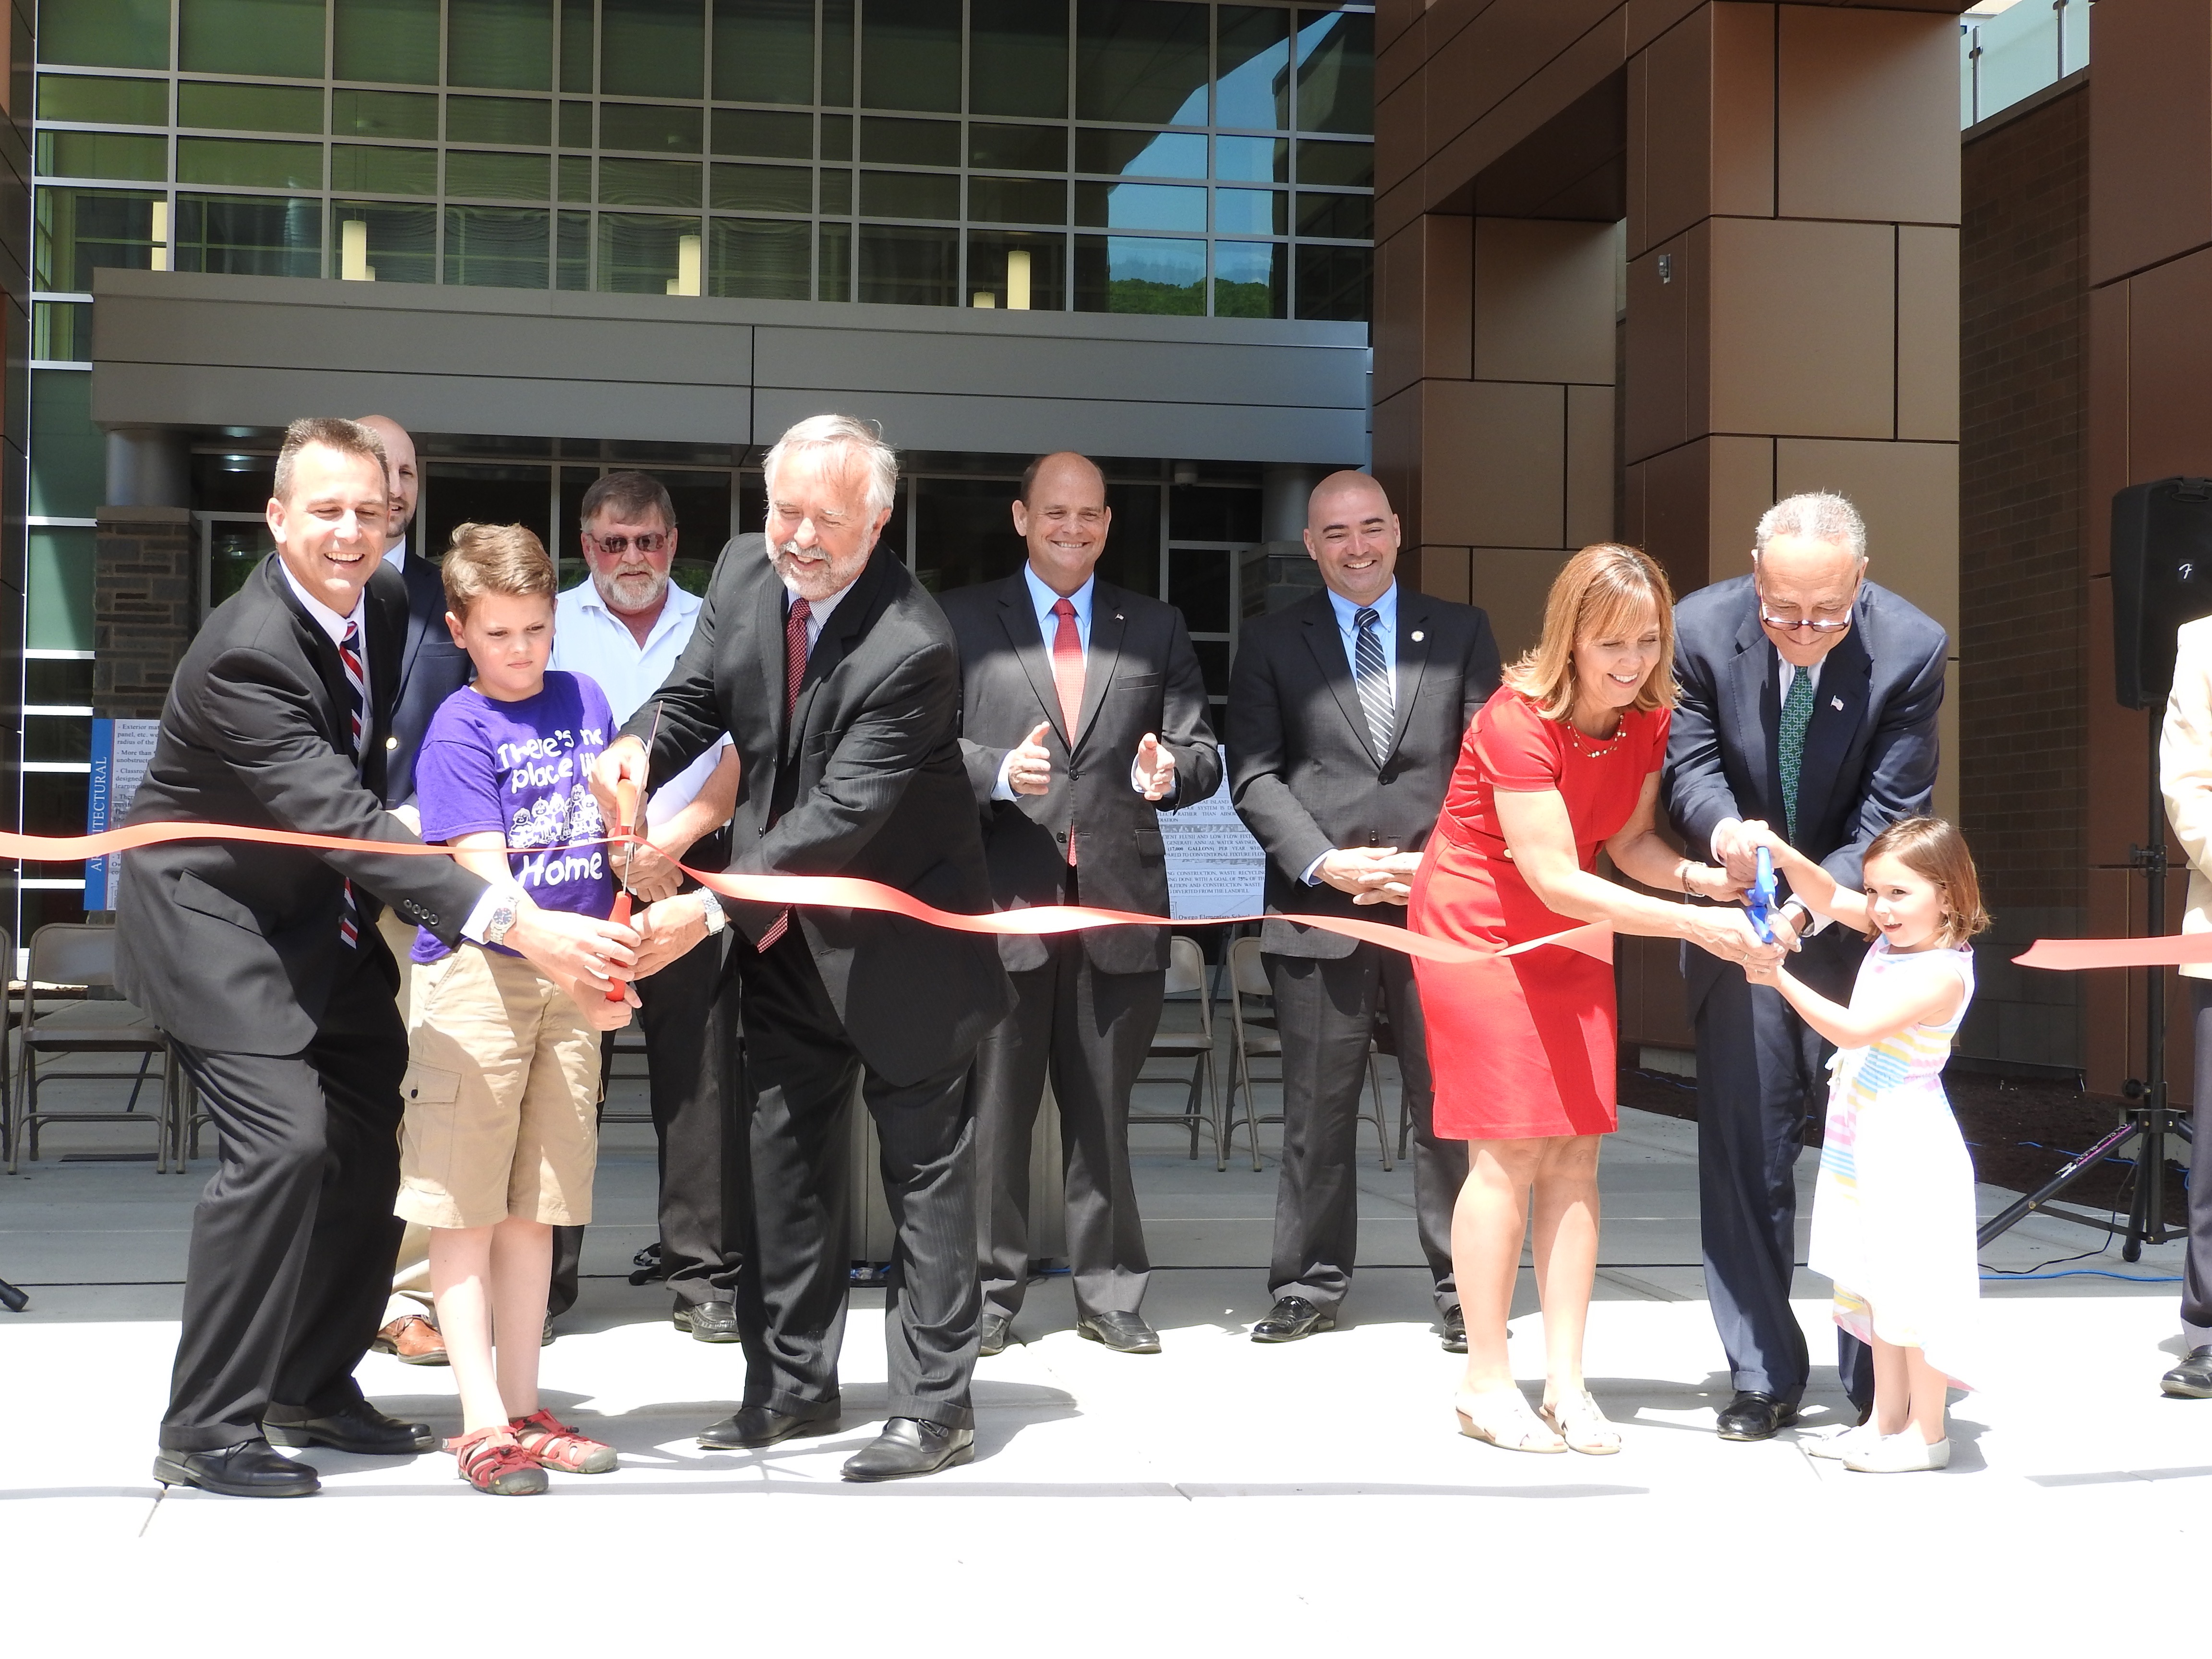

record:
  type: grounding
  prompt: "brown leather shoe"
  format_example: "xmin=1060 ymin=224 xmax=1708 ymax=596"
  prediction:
xmin=371 ymin=1313 xmax=449 ymax=1367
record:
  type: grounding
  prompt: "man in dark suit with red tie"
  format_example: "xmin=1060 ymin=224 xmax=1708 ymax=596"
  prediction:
xmin=119 ymin=418 xmax=638 ymax=1497
xmin=938 ymin=452 xmax=1220 ymax=1357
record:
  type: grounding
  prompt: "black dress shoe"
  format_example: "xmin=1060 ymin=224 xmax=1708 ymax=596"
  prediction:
xmin=2163 ymin=1346 xmax=2212 ymax=1397
xmin=264 ymin=1400 xmax=434 ymax=1455
xmin=1251 ymin=1295 xmax=1336 ymax=1343
xmin=695 ymin=1405 xmax=841 ymax=1450
xmin=841 ymin=1418 xmax=974 ymax=1482
xmin=673 ymin=1301 xmax=744 ymax=1343
xmin=1715 ymin=1391 xmax=1800 ymax=1441
xmin=1441 ymin=1305 xmax=1467 ymax=1354
xmin=154 ymin=1440 xmax=320 ymax=1498
xmin=1076 ymin=1310 xmax=1161 ymax=1354
xmin=978 ymin=1313 xmax=1013 ymax=1357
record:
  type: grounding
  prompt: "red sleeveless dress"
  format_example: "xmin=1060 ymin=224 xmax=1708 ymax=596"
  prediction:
xmin=1408 ymin=688 xmax=1669 ymax=1140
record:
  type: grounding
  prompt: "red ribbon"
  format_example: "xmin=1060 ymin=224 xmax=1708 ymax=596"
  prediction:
xmin=44 ymin=819 xmax=1624 ymax=967
xmin=2014 ymin=935 xmax=2212 ymax=971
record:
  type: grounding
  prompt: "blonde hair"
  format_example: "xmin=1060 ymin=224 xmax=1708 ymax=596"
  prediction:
xmin=1502 ymin=543 xmax=1678 ymax=722
xmin=1863 ymin=816 xmax=1991 ymax=948
xmin=442 ymin=522 xmax=556 ymax=619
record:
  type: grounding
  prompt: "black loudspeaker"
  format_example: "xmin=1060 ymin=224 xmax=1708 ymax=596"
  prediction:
xmin=2112 ymin=477 xmax=2212 ymax=708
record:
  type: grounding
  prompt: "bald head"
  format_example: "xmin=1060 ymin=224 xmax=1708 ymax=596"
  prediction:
xmin=1303 ymin=470 xmax=1399 ymax=607
xmin=1013 ymin=451 xmax=1112 ymax=597
xmin=353 ymin=415 xmax=418 ymax=550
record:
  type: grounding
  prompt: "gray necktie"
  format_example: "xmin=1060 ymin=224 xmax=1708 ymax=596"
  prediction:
xmin=1354 ymin=606 xmax=1394 ymax=759
xmin=1779 ymin=667 xmax=1815 ymax=841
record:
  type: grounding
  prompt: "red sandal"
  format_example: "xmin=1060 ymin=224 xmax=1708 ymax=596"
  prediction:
xmin=509 ymin=1407 xmax=617 ymax=1474
xmin=449 ymin=1424 xmax=548 ymax=1495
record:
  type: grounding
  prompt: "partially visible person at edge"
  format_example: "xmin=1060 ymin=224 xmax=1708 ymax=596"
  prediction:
xmin=120 ymin=417 xmax=639 ymax=1500
xmin=2157 ymin=614 xmax=2212 ymax=1399
xmin=1407 ymin=542 xmax=1781 ymax=1455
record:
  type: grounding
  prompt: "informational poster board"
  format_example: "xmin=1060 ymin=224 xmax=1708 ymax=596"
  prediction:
xmin=84 ymin=718 xmax=161 ymax=911
xmin=1159 ymin=745 xmax=1267 ymax=920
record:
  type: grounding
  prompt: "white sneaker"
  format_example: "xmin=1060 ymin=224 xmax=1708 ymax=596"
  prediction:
xmin=1802 ymin=1422 xmax=1881 ymax=1461
xmin=1842 ymin=1432 xmax=1950 ymax=1473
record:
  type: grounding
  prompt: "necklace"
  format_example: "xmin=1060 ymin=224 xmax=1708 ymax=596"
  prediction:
xmin=1562 ymin=714 xmax=1624 ymax=758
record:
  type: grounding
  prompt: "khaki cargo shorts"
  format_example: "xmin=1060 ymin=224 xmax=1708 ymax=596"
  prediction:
xmin=395 ymin=943 xmax=601 ymax=1230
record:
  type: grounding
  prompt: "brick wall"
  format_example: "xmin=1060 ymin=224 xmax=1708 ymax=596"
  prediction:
xmin=93 ymin=505 xmax=195 ymax=720
xmin=1956 ymin=83 xmax=2088 ymax=1069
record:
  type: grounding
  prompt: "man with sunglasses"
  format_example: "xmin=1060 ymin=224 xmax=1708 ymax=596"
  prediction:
xmin=1662 ymin=491 xmax=1948 ymax=1443
xmin=546 ymin=472 xmax=742 ymax=1338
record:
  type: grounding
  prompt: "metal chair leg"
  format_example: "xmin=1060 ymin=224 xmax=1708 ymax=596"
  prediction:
xmin=1367 ymin=1054 xmax=1393 ymax=1173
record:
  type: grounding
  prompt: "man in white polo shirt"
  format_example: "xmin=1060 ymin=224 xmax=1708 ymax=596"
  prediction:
xmin=546 ymin=471 xmax=743 ymax=1339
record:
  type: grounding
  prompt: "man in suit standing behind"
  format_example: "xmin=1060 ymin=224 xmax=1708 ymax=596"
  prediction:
xmin=1663 ymin=491 xmax=1947 ymax=1441
xmin=121 ymin=418 xmax=638 ymax=1497
xmin=939 ymin=451 xmax=1220 ymax=1357
xmin=595 ymin=414 xmax=1011 ymax=1481
xmin=1228 ymin=471 xmax=1501 ymax=1346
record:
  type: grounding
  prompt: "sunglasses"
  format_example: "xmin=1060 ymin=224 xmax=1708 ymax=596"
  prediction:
xmin=588 ymin=532 xmax=670 ymax=556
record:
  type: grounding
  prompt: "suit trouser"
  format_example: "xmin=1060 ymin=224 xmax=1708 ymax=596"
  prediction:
xmin=2182 ymin=983 xmax=2212 ymax=1346
xmin=972 ymin=936 xmax=1162 ymax=1321
xmin=1265 ymin=945 xmax=1464 ymax=1316
xmin=1695 ymin=963 xmax=1875 ymax=1411
xmin=159 ymin=943 xmax=408 ymax=1451
xmin=733 ymin=927 xmax=981 ymax=1431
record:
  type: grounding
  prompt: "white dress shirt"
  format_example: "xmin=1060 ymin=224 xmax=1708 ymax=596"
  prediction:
xmin=989 ymin=564 xmax=1168 ymax=802
xmin=549 ymin=579 xmax=733 ymax=831
xmin=1302 ymin=581 xmax=1400 ymax=885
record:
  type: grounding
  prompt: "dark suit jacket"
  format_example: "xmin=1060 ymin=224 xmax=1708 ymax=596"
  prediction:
xmin=383 ymin=545 xmax=473 ymax=808
xmin=116 ymin=554 xmax=488 ymax=1055
xmin=1227 ymin=586 xmax=1503 ymax=959
xmin=629 ymin=533 xmax=1012 ymax=1085
xmin=1663 ymin=573 xmax=1948 ymax=1011
xmin=939 ymin=573 xmax=1220 ymax=975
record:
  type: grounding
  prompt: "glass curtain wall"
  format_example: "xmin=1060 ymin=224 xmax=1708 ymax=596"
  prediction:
xmin=34 ymin=0 xmax=1373 ymax=319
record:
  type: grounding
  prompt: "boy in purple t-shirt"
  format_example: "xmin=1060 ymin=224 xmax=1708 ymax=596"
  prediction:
xmin=398 ymin=523 xmax=636 ymax=1496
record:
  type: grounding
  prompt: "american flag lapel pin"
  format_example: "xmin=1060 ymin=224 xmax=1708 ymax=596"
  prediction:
xmin=1831 ymin=696 xmax=1844 ymax=711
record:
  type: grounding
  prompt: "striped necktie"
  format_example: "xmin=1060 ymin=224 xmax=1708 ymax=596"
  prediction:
xmin=1353 ymin=606 xmax=1394 ymax=760
xmin=337 ymin=618 xmax=366 ymax=948
xmin=1778 ymin=665 xmax=1816 ymax=842
xmin=757 ymin=596 xmax=813 ymax=954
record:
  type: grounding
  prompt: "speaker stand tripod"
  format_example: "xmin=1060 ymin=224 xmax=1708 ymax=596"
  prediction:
xmin=1979 ymin=714 xmax=2192 ymax=1260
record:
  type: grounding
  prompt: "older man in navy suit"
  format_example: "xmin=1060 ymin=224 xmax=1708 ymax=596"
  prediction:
xmin=1662 ymin=492 xmax=1947 ymax=1442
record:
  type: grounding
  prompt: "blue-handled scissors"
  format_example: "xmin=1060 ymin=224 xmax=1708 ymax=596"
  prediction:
xmin=1746 ymin=847 xmax=1777 ymax=944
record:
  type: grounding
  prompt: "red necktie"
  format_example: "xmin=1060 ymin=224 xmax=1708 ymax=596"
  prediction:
xmin=757 ymin=596 xmax=813 ymax=954
xmin=1051 ymin=597 xmax=1083 ymax=866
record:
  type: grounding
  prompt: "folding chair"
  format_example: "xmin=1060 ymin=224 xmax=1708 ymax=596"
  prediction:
xmin=11 ymin=924 xmax=177 ymax=1174
xmin=1221 ymin=935 xmax=1392 ymax=1175
xmin=1129 ymin=934 xmax=1223 ymax=1166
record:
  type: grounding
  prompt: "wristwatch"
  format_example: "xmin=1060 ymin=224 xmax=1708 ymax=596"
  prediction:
xmin=697 ymin=891 xmax=727 ymax=936
xmin=484 ymin=890 xmax=521 ymax=946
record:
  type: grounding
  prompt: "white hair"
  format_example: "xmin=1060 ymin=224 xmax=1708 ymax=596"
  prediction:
xmin=761 ymin=413 xmax=898 ymax=517
xmin=1755 ymin=491 xmax=1866 ymax=562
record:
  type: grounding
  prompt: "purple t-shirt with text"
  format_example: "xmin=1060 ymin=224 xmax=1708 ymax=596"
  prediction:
xmin=411 ymin=670 xmax=616 ymax=964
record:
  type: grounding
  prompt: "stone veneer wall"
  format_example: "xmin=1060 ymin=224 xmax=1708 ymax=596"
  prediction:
xmin=93 ymin=505 xmax=194 ymax=720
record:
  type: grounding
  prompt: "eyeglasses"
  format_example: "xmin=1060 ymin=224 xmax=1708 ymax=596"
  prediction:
xmin=1755 ymin=581 xmax=1857 ymax=635
xmin=587 ymin=531 xmax=669 ymax=556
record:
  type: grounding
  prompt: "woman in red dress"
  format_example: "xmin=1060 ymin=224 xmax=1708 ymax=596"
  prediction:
xmin=1407 ymin=544 xmax=1778 ymax=1455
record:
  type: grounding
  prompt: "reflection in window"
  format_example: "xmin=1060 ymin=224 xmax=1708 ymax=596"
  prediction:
xmin=336 ymin=0 xmax=441 ymax=85
xmin=967 ymin=229 xmax=1066 ymax=310
xmin=179 ymin=0 xmax=326 ymax=79
xmin=601 ymin=0 xmax=704 ymax=98
xmin=712 ymin=164 xmax=812 ymax=214
xmin=857 ymin=223 xmax=957 ymax=306
xmin=178 ymin=138 xmax=323 ymax=191
xmin=1077 ymin=0 xmax=1209 ymax=128
xmin=332 ymin=202 xmax=437 ymax=283
xmin=971 ymin=0 xmax=1068 ymax=121
xmin=713 ymin=108 xmax=815 ymax=159
xmin=176 ymin=194 xmax=323 ymax=277
xmin=598 ymin=157 xmax=701 ymax=208
xmin=29 ymin=371 xmax=103 ymax=517
xmin=598 ymin=212 xmax=700 ymax=292
xmin=333 ymin=145 xmax=439 ymax=196
xmin=447 ymin=0 xmax=555 ymax=92
xmin=445 ymin=204 xmax=551 ymax=287
xmin=1296 ymin=191 xmax=1370 ymax=240
xmin=601 ymin=103 xmax=704 ymax=154
xmin=32 ymin=300 xmax=93 ymax=361
xmin=1217 ymin=6 xmax=1291 ymax=131
xmin=446 ymin=150 xmax=552 ymax=201
xmin=1295 ymin=10 xmax=1373 ymax=135
xmin=37 ymin=74 xmax=169 ymax=125
xmin=1074 ymin=234 xmax=1202 ymax=315
xmin=862 ymin=0 xmax=961 ymax=114
xmin=968 ymin=176 xmax=1066 ymax=228
xmin=37 ymin=131 xmax=168 ymax=181
xmin=970 ymin=123 xmax=1066 ymax=173
xmin=860 ymin=117 xmax=962 ymax=168
xmin=709 ymin=216 xmax=811 ymax=300
xmin=37 ymin=0 xmax=172 ymax=72
xmin=1214 ymin=187 xmax=1284 ymax=236
xmin=1214 ymin=135 xmax=1287 ymax=183
xmin=859 ymin=171 xmax=959 ymax=222
xmin=448 ymin=95 xmax=553 ymax=145
xmin=714 ymin=0 xmax=816 ymax=105
xmin=34 ymin=188 xmax=161 ymax=290
xmin=1295 ymin=242 xmax=1369 ymax=322
xmin=1296 ymin=138 xmax=1372 ymax=188
xmin=1076 ymin=181 xmax=1205 ymax=233
xmin=333 ymin=89 xmax=440 ymax=140
xmin=1213 ymin=239 xmax=1285 ymax=318
xmin=177 ymin=82 xmax=323 ymax=133
xmin=1076 ymin=128 xmax=1205 ymax=180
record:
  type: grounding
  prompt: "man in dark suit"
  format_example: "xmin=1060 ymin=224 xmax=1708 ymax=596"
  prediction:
xmin=120 ymin=418 xmax=638 ymax=1498
xmin=1663 ymin=491 xmax=1947 ymax=1442
xmin=939 ymin=451 xmax=1220 ymax=1358
xmin=598 ymin=414 xmax=1012 ymax=1482
xmin=357 ymin=415 xmax=469 ymax=814
xmin=1228 ymin=471 xmax=1501 ymax=1346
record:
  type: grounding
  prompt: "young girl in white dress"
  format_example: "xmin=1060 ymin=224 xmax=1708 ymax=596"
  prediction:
xmin=1743 ymin=816 xmax=1989 ymax=1474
